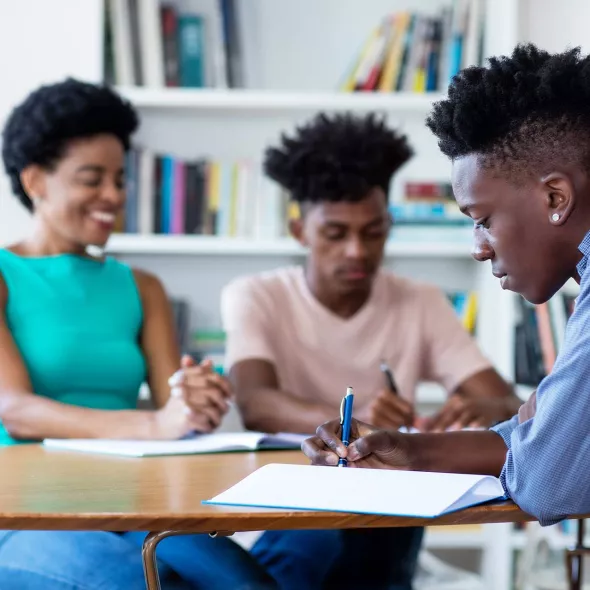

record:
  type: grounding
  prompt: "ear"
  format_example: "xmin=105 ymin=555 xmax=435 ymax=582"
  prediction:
xmin=542 ymin=172 xmax=575 ymax=225
xmin=289 ymin=218 xmax=307 ymax=246
xmin=20 ymin=165 xmax=47 ymax=205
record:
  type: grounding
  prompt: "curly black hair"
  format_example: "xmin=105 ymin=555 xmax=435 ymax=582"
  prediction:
xmin=426 ymin=44 xmax=590 ymax=177
xmin=263 ymin=112 xmax=413 ymax=203
xmin=2 ymin=77 xmax=139 ymax=211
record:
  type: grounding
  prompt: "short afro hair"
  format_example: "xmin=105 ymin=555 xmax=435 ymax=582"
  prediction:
xmin=263 ymin=112 xmax=413 ymax=203
xmin=427 ymin=44 xmax=590 ymax=178
xmin=2 ymin=77 xmax=139 ymax=211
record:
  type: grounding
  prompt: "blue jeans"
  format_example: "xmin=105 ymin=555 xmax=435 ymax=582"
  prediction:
xmin=0 ymin=526 xmax=423 ymax=589
xmin=251 ymin=527 xmax=424 ymax=590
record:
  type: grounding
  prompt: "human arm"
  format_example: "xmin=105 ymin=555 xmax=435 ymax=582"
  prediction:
xmin=134 ymin=269 xmax=231 ymax=431
xmin=221 ymin=277 xmax=332 ymax=434
xmin=418 ymin=287 xmax=521 ymax=431
xmin=229 ymin=359 xmax=335 ymax=433
xmin=0 ymin=271 xmax=222 ymax=440
xmin=301 ymin=418 xmax=509 ymax=476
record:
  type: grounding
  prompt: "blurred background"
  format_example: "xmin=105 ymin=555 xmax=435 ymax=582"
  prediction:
xmin=0 ymin=1 xmax=586 ymax=588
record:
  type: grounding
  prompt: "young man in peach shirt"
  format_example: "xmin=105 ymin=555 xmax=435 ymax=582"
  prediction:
xmin=221 ymin=113 xmax=521 ymax=590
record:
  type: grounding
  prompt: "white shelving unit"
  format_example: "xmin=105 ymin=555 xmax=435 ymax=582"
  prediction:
xmin=107 ymin=226 xmax=474 ymax=257
xmin=0 ymin=1 xmax=527 ymax=589
xmin=117 ymin=86 xmax=446 ymax=112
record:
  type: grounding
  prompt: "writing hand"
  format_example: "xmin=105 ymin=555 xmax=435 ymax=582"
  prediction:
xmin=301 ymin=418 xmax=413 ymax=470
xmin=356 ymin=389 xmax=414 ymax=429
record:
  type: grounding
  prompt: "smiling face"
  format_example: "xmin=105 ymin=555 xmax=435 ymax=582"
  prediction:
xmin=22 ymin=133 xmax=126 ymax=250
xmin=452 ymin=154 xmax=586 ymax=304
xmin=291 ymin=188 xmax=392 ymax=298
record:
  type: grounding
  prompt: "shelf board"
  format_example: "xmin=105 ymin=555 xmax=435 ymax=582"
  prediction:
xmin=106 ymin=232 xmax=473 ymax=258
xmin=116 ymin=87 xmax=445 ymax=112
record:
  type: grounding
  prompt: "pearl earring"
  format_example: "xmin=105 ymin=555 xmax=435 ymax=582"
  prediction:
xmin=551 ymin=213 xmax=560 ymax=222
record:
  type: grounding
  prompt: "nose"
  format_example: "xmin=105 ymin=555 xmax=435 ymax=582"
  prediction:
xmin=344 ymin=235 xmax=368 ymax=260
xmin=101 ymin=180 xmax=125 ymax=207
xmin=471 ymin=231 xmax=494 ymax=262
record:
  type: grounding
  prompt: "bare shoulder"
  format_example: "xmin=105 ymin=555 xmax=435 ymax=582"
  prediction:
xmin=0 ymin=272 xmax=7 ymax=310
xmin=131 ymin=268 xmax=168 ymax=303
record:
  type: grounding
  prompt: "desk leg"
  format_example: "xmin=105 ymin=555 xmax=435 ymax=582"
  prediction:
xmin=142 ymin=530 xmax=235 ymax=590
xmin=566 ymin=520 xmax=586 ymax=590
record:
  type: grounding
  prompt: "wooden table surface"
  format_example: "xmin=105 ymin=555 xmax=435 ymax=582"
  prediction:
xmin=0 ymin=444 xmax=536 ymax=534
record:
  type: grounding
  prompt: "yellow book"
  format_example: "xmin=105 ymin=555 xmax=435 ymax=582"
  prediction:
xmin=228 ymin=164 xmax=239 ymax=237
xmin=341 ymin=25 xmax=381 ymax=92
xmin=378 ymin=12 xmax=411 ymax=92
xmin=463 ymin=292 xmax=478 ymax=334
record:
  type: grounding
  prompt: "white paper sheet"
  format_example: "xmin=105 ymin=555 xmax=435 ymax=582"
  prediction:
xmin=205 ymin=464 xmax=505 ymax=518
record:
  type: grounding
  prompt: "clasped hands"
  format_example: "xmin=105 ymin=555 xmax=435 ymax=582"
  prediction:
xmin=153 ymin=355 xmax=232 ymax=439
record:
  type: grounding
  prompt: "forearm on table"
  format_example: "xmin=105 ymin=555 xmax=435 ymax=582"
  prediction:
xmin=410 ymin=430 xmax=508 ymax=476
xmin=0 ymin=391 xmax=154 ymax=440
xmin=239 ymin=388 xmax=335 ymax=434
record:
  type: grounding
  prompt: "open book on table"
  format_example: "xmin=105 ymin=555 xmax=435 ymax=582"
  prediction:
xmin=204 ymin=464 xmax=506 ymax=519
xmin=42 ymin=432 xmax=309 ymax=457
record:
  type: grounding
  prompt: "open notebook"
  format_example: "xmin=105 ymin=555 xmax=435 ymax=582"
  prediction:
xmin=42 ymin=432 xmax=308 ymax=457
xmin=204 ymin=464 xmax=506 ymax=518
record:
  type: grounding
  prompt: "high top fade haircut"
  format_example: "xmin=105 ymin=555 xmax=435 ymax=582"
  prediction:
xmin=426 ymin=44 xmax=590 ymax=181
xmin=263 ymin=112 xmax=413 ymax=206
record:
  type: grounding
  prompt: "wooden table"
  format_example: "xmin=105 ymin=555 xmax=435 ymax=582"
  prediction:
xmin=0 ymin=445 xmax=541 ymax=590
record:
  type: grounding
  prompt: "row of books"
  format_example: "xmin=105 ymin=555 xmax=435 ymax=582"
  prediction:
xmin=120 ymin=150 xmax=467 ymax=235
xmin=391 ymin=181 xmax=469 ymax=226
xmin=121 ymin=150 xmax=294 ymax=239
xmin=104 ymin=0 xmax=241 ymax=88
xmin=514 ymin=292 xmax=576 ymax=386
xmin=341 ymin=0 xmax=484 ymax=93
xmin=190 ymin=290 xmax=477 ymax=371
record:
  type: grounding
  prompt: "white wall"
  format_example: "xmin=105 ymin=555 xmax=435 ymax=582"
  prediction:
xmin=0 ymin=0 xmax=103 ymax=246
xmin=520 ymin=0 xmax=590 ymax=53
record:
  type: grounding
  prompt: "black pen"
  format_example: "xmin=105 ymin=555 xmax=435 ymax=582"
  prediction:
xmin=380 ymin=359 xmax=399 ymax=396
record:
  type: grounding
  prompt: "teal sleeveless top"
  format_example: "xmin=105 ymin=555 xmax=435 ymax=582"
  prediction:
xmin=0 ymin=250 xmax=147 ymax=444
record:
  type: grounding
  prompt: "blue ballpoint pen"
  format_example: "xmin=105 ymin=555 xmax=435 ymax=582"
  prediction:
xmin=338 ymin=386 xmax=355 ymax=467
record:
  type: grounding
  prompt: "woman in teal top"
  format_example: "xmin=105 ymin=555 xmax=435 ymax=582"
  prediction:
xmin=0 ymin=251 xmax=147 ymax=444
xmin=0 ymin=79 xmax=277 ymax=589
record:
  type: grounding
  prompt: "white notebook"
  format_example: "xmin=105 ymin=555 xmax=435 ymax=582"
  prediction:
xmin=42 ymin=432 xmax=308 ymax=458
xmin=204 ymin=464 xmax=506 ymax=518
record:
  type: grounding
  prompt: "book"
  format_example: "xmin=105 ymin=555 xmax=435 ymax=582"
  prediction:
xmin=42 ymin=432 xmax=308 ymax=458
xmin=204 ymin=464 xmax=505 ymax=518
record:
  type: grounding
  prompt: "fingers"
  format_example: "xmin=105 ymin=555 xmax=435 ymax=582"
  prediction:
xmin=368 ymin=391 xmax=414 ymax=428
xmin=301 ymin=436 xmax=339 ymax=466
xmin=190 ymin=404 xmax=223 ymax=430
xmin=185 ymin=386 xmax=230 ymax=414
xmin=348 ymin=431 xmax=388 ymax=462
xmin=315 ymin=420 xmax=347 ymax=457
xmin=169 ymin=366 xmax=232 ymax=399
xmin=181 ymin=354 xmax=196 ymax=369
xmin=423 ymin=397 xmax=465 ymax=432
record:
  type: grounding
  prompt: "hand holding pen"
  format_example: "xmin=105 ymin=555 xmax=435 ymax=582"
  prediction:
xmin=338 ymin=386 xmax=355 ymax=467
xmin=356 ymin=360 xmax=414 ymax=429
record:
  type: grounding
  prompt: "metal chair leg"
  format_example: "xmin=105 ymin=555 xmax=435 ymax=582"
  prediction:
xmin=142 ymin=530 xmax=235 ymax=590
xmin=566 ymin=520 xmax=586 ymax=590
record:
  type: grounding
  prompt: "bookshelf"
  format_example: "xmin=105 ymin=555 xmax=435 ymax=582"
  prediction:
xmin=0 ymin=0 xmax=527 ymax=589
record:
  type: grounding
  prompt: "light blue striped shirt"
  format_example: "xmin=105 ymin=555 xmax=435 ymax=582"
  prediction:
xmin=492 ymin=230 xmax=590 ymax=525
